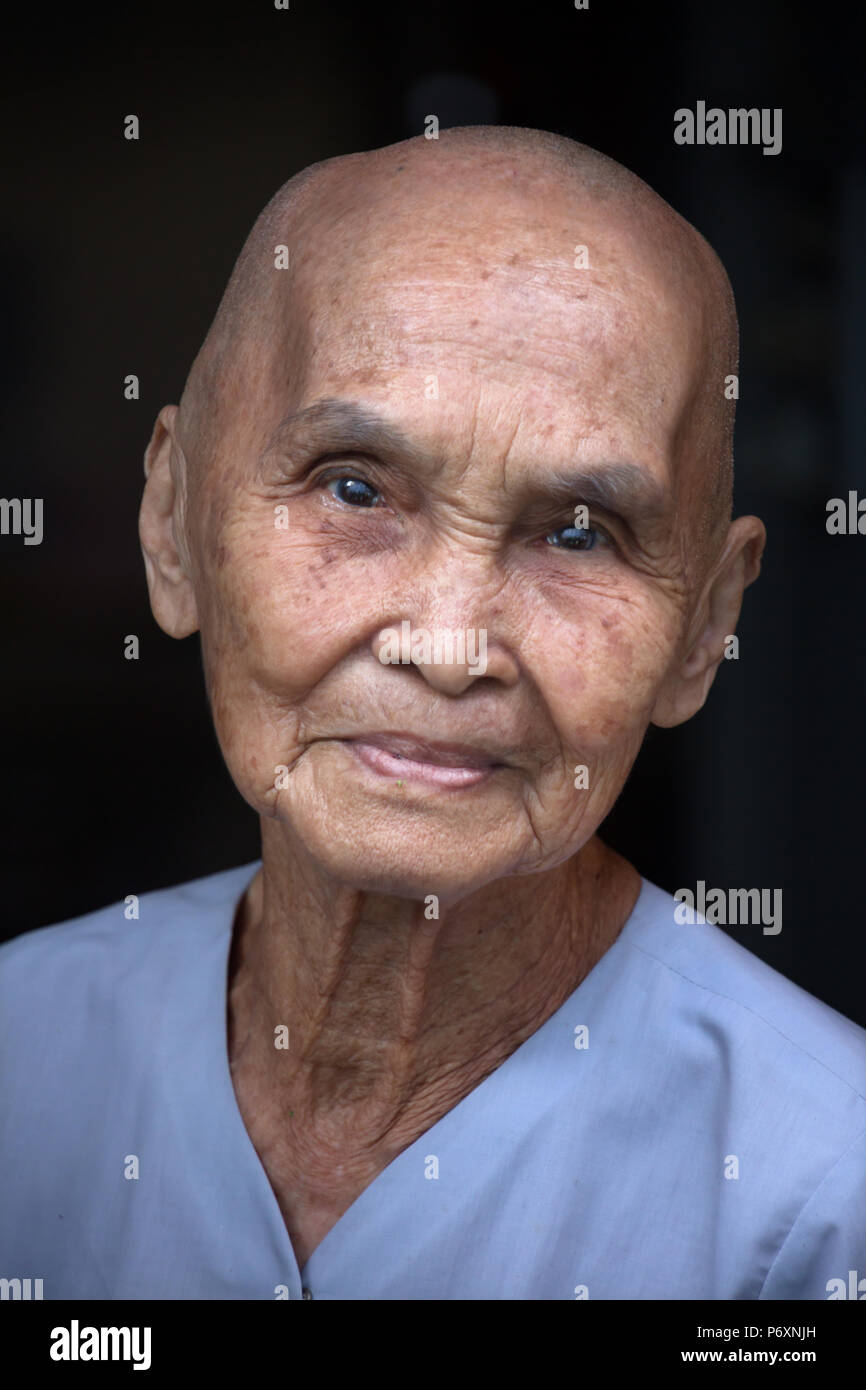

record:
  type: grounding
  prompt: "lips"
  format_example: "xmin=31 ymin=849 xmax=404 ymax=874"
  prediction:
xmin=349 ymin=733 xmax=501 ymax=770
xmin=344 ymin=732 xmax=505 ymax=788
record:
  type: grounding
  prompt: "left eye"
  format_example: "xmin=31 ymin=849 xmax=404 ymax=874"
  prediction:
xmin=544 ymin=523 xmax=608 ymax=551
xmin=325 ymin=475 xmax=381 ymax=508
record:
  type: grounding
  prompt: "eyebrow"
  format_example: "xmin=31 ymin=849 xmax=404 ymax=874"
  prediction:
xmin=528 ymin=461 xmax=671 ymax=526
xmin=262 ymin=397 xmax=672 ymax=527
xmin=263 ymin=398 xmax=426 ymax=469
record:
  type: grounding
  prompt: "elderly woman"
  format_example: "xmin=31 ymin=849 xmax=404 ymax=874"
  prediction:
xmin=2 ymin=126 xmax=864 ymax=1301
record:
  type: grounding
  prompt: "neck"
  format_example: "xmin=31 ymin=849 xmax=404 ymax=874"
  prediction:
xmin=227 ymin=830 xmax=639 ymax=1168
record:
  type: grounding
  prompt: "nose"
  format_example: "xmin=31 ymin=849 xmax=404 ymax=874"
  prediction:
xmin=371 ymin=532 xmax=522 ymax=694
xmin=373 ymin=618 xmax=518 ymax=695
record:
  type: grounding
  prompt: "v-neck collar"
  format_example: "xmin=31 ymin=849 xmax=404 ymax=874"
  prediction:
xmin=192 ymin=859 xmax=653 ymax=1295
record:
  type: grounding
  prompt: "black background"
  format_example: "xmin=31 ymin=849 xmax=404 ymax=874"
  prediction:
xmin=2 ymin=0 xmax=863 ymax=1024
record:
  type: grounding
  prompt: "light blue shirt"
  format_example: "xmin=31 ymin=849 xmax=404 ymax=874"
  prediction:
xmin=1 ymin=861 xmax=865 ymax=1300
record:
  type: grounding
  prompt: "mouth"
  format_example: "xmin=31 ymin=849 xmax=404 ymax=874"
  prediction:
xmin=344 ymin=733 xmax=505 ymax=789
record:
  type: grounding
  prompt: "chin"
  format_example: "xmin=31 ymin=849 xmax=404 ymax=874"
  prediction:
xmin=285 ymin=805 xmax=513 ymax=904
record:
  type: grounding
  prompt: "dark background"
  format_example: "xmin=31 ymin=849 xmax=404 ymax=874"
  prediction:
xmin=2 ymin=0 xmax=863 ymax=1024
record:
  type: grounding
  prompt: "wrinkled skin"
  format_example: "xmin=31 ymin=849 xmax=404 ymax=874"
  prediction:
xmin=139 ymin=129 xmax=765 ymax=1267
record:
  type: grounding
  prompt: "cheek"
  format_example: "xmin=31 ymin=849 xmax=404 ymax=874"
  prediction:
xmin=539 ymin=608 xmax=675 ymax=756
xmin=198 ymin=524 xmax=353 ymax=704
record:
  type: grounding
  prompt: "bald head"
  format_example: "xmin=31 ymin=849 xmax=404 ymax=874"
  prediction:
xmin=142 ymin=124 xmax=765 ymax=885
xmin=178 ymin=125 xmax=738 ymax=564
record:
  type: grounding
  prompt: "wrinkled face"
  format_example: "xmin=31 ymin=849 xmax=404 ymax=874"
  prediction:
xmin=183 ymin=164 xmax=704 ymax=901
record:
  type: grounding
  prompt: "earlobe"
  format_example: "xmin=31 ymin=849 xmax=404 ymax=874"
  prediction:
xmin=650 ymin=651 xmax=718 ymax=729
xmin=138 ymin=406 xmax=200 ymax=639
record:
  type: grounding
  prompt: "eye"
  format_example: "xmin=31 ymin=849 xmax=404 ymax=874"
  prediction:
xmin=544 ymin=521 xmax=611 ymax=552
xmin=324 ymin=474 xmax=382 ymax=508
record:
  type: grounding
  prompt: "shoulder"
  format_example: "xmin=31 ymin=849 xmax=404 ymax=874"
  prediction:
xmin=620 ymin=878 xmax=866 ymax=1104
xmin=604 ymin=879 xmax=866 ymax=1296
xmin=0 ymin=860 xmax=259 ymax=1017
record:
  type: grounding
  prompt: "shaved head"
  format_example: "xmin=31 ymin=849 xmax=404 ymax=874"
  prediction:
xmin=178 ymin=125 xmax=738 ymax=569
xmin=141 ymin=122 xmax=765 ymax=908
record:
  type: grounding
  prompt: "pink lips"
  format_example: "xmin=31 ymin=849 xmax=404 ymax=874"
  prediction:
xmin=347 ymin=734 xmax=501 ymax=788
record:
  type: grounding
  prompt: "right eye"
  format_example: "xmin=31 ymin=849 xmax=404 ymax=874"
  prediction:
xmin=323 ymin=475 xmax=382 ymax=508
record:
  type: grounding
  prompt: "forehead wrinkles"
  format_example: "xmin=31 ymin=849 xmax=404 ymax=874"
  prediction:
xmin=292 ymin=253 xmax=688 ymax=400
xmin=281 ymin=182 xmax=703 ymax=397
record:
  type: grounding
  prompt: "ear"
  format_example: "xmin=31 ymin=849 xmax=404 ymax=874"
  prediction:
xmin=139 ymin=404 xmax=199 ymax=638
xmin=651 ymin=515 xmax=766 ymax=728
